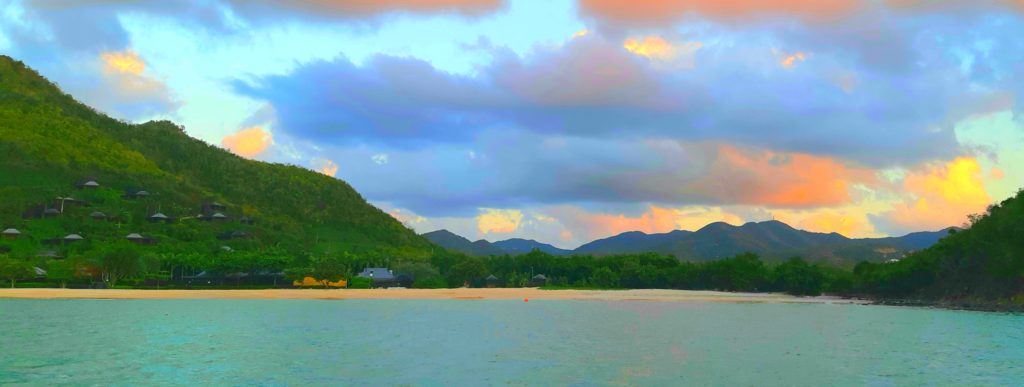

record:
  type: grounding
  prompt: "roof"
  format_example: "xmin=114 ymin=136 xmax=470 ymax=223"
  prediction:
xmin=149 ymin=213 xmax=168 ymax=219
xmin=64 ymin=234 xmax=84 ymax=240
xmin=126 ymin=233 xmax=144 ymax=239
xmin=44 ymin=208 xmax=61 ymax=214
xmin=532 ymin=274 xmax=547 ymax=280
xmin=89 ymin=211 xmax=106 ymax=217
xmin=1 ymin=228 xmax=20 ymax=235
xmin=211 ymin=212 xmax=227 ymax=218
xmin=357 ymin=267 xmax=395 ymax=280
xmin=83 ymin=181 xmax=99 ymax=186
xmin=135 ymin=190 xmax=150 ymax=195
xmin=486 ymin=274 xmax=498 ymax=280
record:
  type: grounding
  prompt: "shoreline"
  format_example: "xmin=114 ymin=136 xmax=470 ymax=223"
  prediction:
xmin=0 ymin=288 xmax=870 ymax=304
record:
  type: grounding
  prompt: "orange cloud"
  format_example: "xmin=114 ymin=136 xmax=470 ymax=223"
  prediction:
xmin=623 ymin=36 xmax=703 ymax=69
xmin=222 ymin=127 xmax=272 ymax=159
xmin=100 ymin=50 xmax=145 ymax=75
xmin=878 ymin=157 xmax=992 ymax=232
xmin=571 ymin=29 xmax=590 ymax=39
xmin=691 ymin=144 xmax=878 ymax=208
xmin=312 ymin=158 xmax=339 ymax=177
xmin=793 ymin=211 xmax=872 ymax=238
xmin=477 ymin=208 xmax=523 ymax=234
xmin=553 ymin=205 xmax=744 ymax=242
xmin=580 ymin=0 xmax=859 ymax=25
xmin=776 ymin=50 xmax=808 ymax=68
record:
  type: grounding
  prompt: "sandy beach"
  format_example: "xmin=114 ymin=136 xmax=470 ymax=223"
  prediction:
xmin=0 ymin=288 xmax=869 ymax=304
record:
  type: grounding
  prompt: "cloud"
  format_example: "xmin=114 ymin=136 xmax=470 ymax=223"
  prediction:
xmin=578 ymin=0 xmax=860 ymax=27
xmin=872 ymin=157 xmax=993 ymax=234
xmin=775 ymin=49 xmax=808 ymax=69
xmin=477 ymin=208 xmax=523 ymax=234
xmin=225 ymin=0 xmax=505 ymax=19
xmin=77 ymin=49 xmax=180 ymax=119
xmin=222 ymin=127 xmax=273 ymax=159
xmin=371 ymin=153 xmax=389 ymax=165
xmin=311 ymin=157 xmax=339 ymax=177
xmin=238 ymin=32 xmax=975 ymax=166
xmin=623 ymin=35 xmax=702 ymax=69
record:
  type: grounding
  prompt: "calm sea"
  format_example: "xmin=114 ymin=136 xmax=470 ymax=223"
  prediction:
xmin=0 ymin=299 xmax=1020 ymax=386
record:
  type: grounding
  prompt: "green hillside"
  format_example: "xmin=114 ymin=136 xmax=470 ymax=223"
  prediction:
xmin=0 ymin=55 xmax=434 ymax=280
xmin=852 ymin=189 xmax=1024 ymax=304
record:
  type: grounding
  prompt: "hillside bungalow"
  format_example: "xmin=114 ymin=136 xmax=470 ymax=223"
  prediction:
xmin=89 ymin=211 xmax=107 ymax=220
xmin=486 ymin=274 xmax=500 ymax=288
xmin=126 ymin=233 xmax=157 ymax=245
xmin=123 ymin=190 xmax=150 ymax=199
xmin=529 ymin=274 xmax=548 ymax=287
xmin=217 ymin=230 xmax=250 ymax=241
xmin=203 ymin=202 xmax=227 ymax=213
xmin=148 ymin=212 xmax=170 ymax=223
xmin=77 ymin=180 xmax=100 ymax=189
xmin=358 ymin=267 xmax=397 ymax=288
xmin=63 ymin=233 xmax=84 ymax=243
xmin=2 ymin=228 xmax=21 ymax=240
xmin=36 ymin=250 xmax=62 ymax=259
xmin=211 ymin=212 xmax=228 ymax=222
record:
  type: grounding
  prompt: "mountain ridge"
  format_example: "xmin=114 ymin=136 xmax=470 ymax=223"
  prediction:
xmin=424 ymin=221 xmax=955 ymax=264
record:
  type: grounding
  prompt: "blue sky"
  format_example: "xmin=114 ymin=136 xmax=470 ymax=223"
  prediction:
xmin=2 ymin=0 xmax=1023 ymax=248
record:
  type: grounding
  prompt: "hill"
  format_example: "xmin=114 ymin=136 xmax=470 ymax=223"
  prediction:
xmin=0 ymin=56 xmax=434 ymax=268
xmin=491 ymin=238 xmax=572 ymax=256
xmin=429 ymin=220 xmax=952 ymax=265
xmin=853 ymin=189 xmax=1024 ymax=303
xmin=421 ymin=230 xmax=506 ymax=257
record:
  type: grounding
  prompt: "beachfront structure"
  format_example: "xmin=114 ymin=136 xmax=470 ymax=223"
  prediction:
xmin=2 ymin=228 xmax=21 ymax=240
xmin=529 ymin=274 xmax=547 ymax=287
xmin=486 ymin=274 xmax=499 ymax=288
xmin=358 ymin=267 xmax=396 ymax=288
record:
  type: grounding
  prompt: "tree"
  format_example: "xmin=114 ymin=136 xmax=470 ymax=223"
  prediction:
xmin=590 ymin=267 xmax=620 ymax=289
xmin=446 ymin=256 xmax=487 ymax=287
xmin=310 ymin=255 xmax=348 ymax=288
xmin=93 ymin=244 xmax=144 ymax=288
xmin=0 ymin=255 xmax=35 ymax=288
xmin=772 ymin=257 xmax=824 ymax=296
xmin=46 ymin=259 xmax=78 ymax=288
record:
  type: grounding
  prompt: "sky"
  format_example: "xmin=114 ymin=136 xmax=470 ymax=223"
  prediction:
xmin=2 ymin=0 xmax=1023 ymax=248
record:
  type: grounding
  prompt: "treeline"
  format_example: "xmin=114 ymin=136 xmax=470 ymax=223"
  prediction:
xmin=0 ymin=244 xmax=847 ymax=296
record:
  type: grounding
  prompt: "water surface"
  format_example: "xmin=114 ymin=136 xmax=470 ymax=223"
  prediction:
xmin=0 ymin=299 xmax=1020 ymax=385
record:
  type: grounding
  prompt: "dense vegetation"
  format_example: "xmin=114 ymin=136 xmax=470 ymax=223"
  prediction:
xmin=851 ymin=189 xmax=1024 ymax=305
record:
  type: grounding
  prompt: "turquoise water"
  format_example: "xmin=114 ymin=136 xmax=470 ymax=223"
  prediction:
xmin=0 ymin=300 xmax=1021 ymax=386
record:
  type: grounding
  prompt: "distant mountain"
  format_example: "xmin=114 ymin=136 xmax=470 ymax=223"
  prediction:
xmin=492 ymin=238 xmax=572 ymax=256
xmin=426 ymin=220 xmax=955 ymax=265
xmin=422 ymin=230 xmax=506 ymax=256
